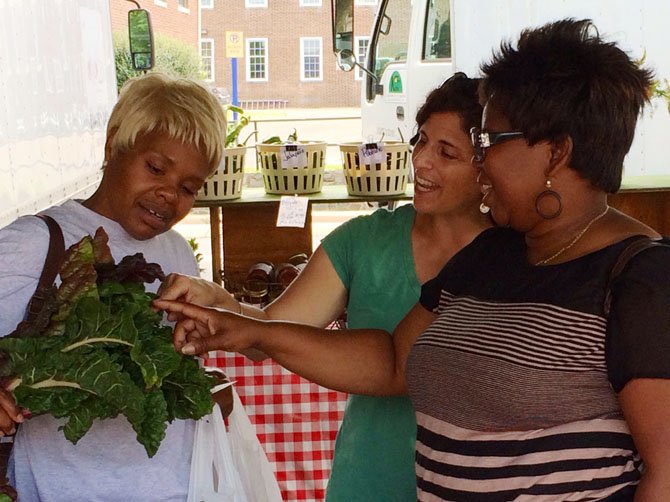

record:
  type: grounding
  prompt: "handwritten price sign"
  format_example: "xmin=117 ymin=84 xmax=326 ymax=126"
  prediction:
xmin=358 ymin=142 xmax=386 ymax=165
xmin=276 ymin=196 xmax=309 ymax=228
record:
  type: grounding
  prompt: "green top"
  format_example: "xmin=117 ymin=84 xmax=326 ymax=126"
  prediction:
xmin=322 ymin=204 xmax=419 ymax=501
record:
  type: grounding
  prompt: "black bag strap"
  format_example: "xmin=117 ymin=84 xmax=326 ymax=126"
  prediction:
xmin=604 ymin=236 xmax=666 ymax=316
xmin=25 ymin=215 xmax=65 ymax=322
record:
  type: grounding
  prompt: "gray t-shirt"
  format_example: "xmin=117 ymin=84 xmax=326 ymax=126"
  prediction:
xmin=0 ymin=200 xmax=199 ymax=501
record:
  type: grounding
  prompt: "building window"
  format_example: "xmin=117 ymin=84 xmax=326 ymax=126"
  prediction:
xmin=201 ymin=39 xmax=214 ymax=81
xmin=245 ymin=0 xmax=267 ymax=8
xmin=300 ymin=37 xmax=322 ymax=81
xmin=246 ymin=38 xmax=268 ymax=81
xmin=153 ymin=0 xmax=167 ymax=7
xmin=355 ymin=36 xmax=370 ymax=80
xmin=177 ymin=0 xmax=190 ymax=13
xmin=355 ymin=0 xmax=377 ymax=5
xmin=300 ymin=0 xmax=321 ymax=6
xmin=201 ymin=0 xmax=213 ymax=8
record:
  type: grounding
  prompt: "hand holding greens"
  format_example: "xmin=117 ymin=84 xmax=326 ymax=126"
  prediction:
xmin=0 ymin=228 xmax=214 ymax=457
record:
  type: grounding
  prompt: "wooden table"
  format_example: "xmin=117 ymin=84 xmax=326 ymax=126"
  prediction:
xmin=194 ymin=184 xmax=414 ymax=285
xmin=195 ymin=176 xmax=670 ymax=286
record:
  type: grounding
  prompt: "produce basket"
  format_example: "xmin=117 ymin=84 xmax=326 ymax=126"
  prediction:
xmin=340 ymin=141 xmax=410 ymax=196
xmin=256 ymin=141 xmax=326 ymax=195
xmin=197 ymin=145 xmax=246 ymax=201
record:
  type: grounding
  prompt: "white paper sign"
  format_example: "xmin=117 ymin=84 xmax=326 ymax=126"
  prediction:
xmin=280 ymin=145 xmax=308 ymax=168
xmin=358 ymin=142 xmax=386 ymax=165
xmin=276 ymin=196 xmax=309 ymax=228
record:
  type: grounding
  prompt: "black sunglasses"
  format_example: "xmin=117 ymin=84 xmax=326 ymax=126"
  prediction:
xmin=470 ymin=127 xmax=525 ymax=163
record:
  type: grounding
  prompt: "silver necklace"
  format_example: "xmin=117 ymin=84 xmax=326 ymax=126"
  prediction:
xmin=534 ymin=206 xmax=609 ymax=266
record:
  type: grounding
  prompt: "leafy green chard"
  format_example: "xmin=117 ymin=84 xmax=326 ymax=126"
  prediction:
xmin=0 ymin=227 xmax=214 ymax=457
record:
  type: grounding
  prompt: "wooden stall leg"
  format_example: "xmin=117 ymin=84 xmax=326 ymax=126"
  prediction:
xmin=209 ymin=206 xmax=223 ymax=285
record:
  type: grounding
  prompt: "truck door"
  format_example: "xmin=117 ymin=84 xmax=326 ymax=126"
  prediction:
xmin=361 ymin=0 xmax=412 ymax=141
xmin=363 ymin=0 xmax=452 ymax=142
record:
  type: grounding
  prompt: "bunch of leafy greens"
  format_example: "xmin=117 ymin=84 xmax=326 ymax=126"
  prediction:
xmin=0 ymin=228 xmax=214 ymax=458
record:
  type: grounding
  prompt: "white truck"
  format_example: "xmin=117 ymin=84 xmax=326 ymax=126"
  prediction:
xmin=0 ymin=0 xmax=153 ymax=229
xmin=333 ymin=0 xmax=670 ymax=177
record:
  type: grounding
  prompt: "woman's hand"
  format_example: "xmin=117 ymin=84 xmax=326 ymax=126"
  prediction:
xmin=153 ymin=299 xmax=262 ymax=356
xmin=156 ymin=273 xmax=238 ymax=320
xmin=0 ymin=386 xmax=23 ymax=436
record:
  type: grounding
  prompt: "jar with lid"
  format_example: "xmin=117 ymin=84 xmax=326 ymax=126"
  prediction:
xmin=246 ymin=261 xmax=275 ymax=283
xmin=276 ymin=263 xmax=301 ymax=289
xmin=243 ymin=261 xmax=275 ymax=305
xmin=288 ymin=253 xmax=308 ymax=273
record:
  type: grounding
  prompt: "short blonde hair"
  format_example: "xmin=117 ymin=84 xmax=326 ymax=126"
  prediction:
xmin=107 ymin=72 xmax=226 ymax=174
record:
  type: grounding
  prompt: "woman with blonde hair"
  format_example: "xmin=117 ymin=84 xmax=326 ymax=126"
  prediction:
xmin=0 ymin=72 xmax=226 ymax=501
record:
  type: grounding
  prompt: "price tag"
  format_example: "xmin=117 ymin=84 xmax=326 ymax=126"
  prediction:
xmin=280 ymin=145 xmax=307 ymax=168
xmin=358 ymin=142 xmax=386 ymax=165
xmin=276 ymin=196 xmax=308 ymax=228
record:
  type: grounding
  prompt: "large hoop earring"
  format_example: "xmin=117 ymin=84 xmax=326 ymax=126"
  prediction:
xmin=535 ymin=179 xmax=562 ymax=219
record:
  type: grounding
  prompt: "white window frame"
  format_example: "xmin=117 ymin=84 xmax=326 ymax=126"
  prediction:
xmin=300 ymin=37 xmax=323 ymax=82
xmin=246 ymin=38 xmax=269 ymax=82
xmin=245 ymin=0 xmax=267 ymax=8
xmin=153 ymin=0 xmax=167 ymax=7
xmin=354 ymin=36 xmax=370 ymax=80
xmin=178 ymin=0 xmax=190 ymax=14
xmin=299 ymin=0 xmax=322 ymax=6
xmin=200 ymin=38 xmax=215 ymax=82
xmin=355 ymin=0 xmax=377 ymax=5
xmin=201 ymin=0 xmax=213 ymax=8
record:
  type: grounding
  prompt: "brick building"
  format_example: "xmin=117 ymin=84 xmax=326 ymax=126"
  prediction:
xmin=109 ymin=0 xmax=199 ymax=51
xmin=200 ymin=0 xmax=378 ymax=108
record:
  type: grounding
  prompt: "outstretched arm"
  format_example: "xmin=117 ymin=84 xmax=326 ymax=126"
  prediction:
xmin=158 ymin=245 xmax=348 ymax=327
xmin=152 ymin=299 xmax=436 ymax=396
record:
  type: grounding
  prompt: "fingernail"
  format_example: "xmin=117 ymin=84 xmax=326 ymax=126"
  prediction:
xmin=16 ymin=414 xmax=24 ymax=423
xmin=182 ymin=344 xmax=196 ymax=355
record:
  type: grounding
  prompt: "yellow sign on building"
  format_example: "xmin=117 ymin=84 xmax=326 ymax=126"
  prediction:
xmin=225 ymin=31 xmax=244 ymax=58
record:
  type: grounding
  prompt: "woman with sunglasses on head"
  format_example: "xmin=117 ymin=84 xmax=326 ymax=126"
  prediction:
xmin=158 ymin=18 xmax=670 ymax=500
xmin=156 ymin=74 xmax=490 ymax=501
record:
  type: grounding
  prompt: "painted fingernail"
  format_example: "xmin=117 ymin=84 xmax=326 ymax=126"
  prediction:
xmin=182 ymin=344 xmax=196 ymax=355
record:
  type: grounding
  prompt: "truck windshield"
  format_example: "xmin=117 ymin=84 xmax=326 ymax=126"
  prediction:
xmin=370 ymin=0 xmax=411 ymax=81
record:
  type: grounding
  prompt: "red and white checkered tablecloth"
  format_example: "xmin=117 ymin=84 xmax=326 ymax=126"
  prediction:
xmin=206 ymin=351 xmax=348 ymax=502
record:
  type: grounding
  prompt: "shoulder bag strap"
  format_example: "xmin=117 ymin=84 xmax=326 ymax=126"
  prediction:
xmin=604 ymin=236 xmax=665 ymax=316
xmin=25 ymin=215 xmax=65 ymax=322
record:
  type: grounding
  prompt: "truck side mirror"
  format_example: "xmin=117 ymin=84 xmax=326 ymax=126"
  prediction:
xmin=336 ymin=49 xmax=356 ymax=72
xmin=128 ymin=9 xmax=154 ymax=71
xmin=331 ymin=0 xmax=354 ymax=56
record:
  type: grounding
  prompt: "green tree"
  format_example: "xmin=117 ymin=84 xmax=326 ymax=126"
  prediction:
xmin=113 ymin=32 xmax=205 ymax=92
xmin=651 ymin=79 xmax=670 ymax=112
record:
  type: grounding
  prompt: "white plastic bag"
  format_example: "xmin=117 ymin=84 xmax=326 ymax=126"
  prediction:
xmin=187 ymin=401 xmax=249 ymax=502
xmin=227 ymin=388 xmax=283 ymax=502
